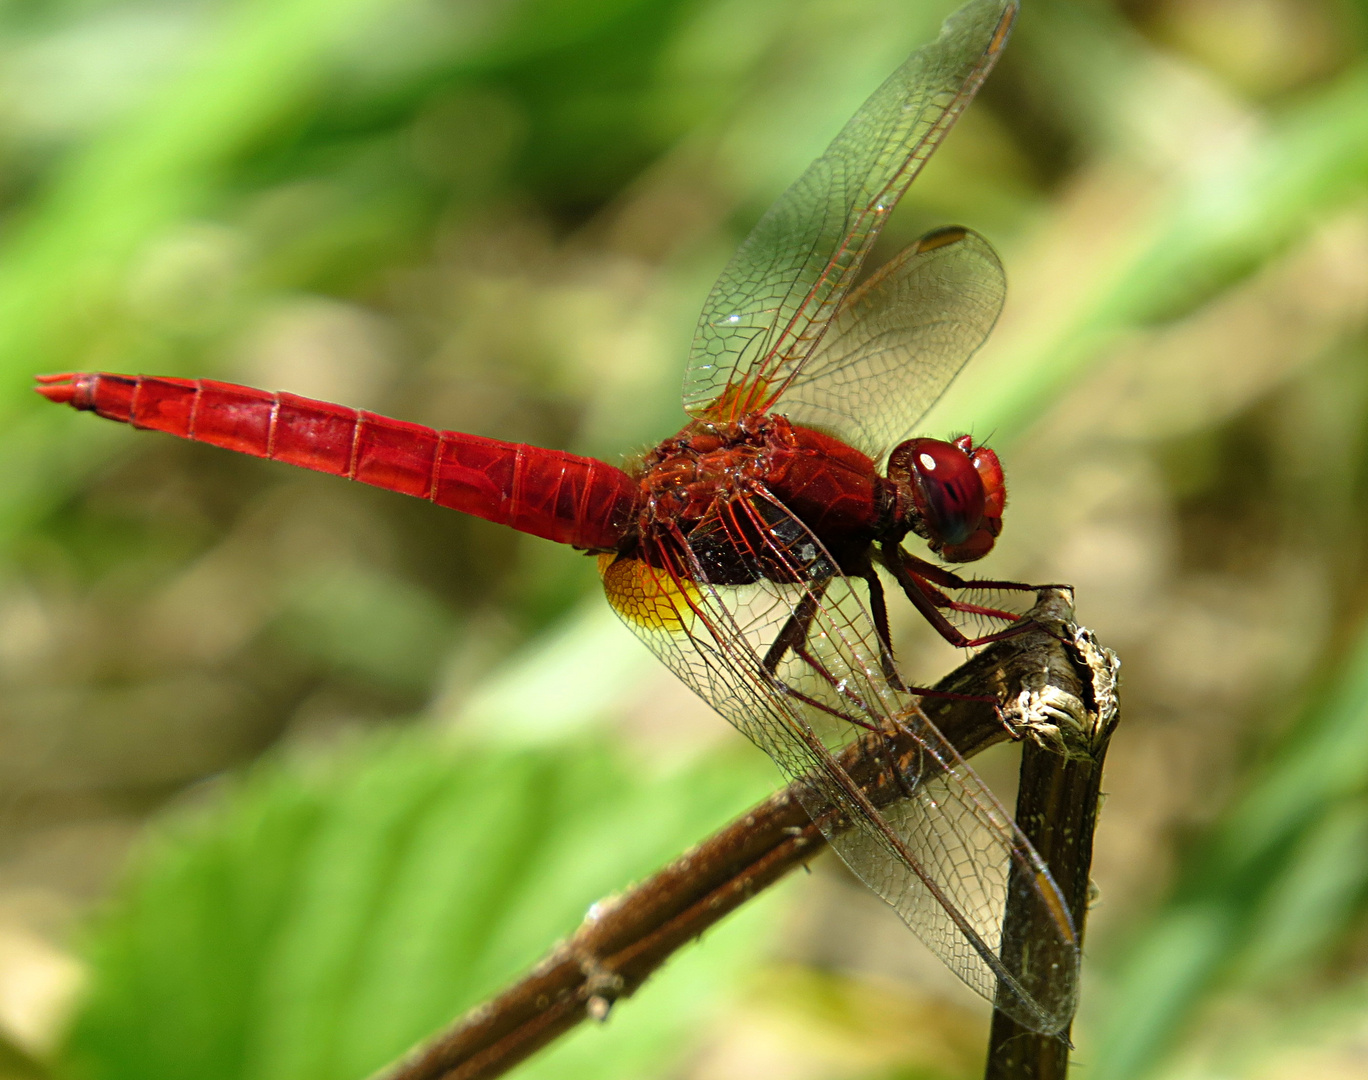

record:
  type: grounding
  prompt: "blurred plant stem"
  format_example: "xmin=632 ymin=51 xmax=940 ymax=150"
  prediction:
xmin=1092 ymin=616 xmax=1368 ymax=1079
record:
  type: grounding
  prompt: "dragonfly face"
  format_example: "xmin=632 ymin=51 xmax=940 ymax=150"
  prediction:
xmin=886 ymin=435 xmax=1005 ymax=562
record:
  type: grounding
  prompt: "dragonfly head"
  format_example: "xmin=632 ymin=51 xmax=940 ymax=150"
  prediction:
xmin=886 ymin=435 xmax=1004 ymax=563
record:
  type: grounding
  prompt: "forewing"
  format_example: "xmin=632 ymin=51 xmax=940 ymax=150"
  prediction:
xmin=599 ymin=496 xmax=1079 ymax=1033
xmin=776 ymin=227 xmax=1005 ymax=461
xmin=684 ymin=0 xmax=1016 ymax=423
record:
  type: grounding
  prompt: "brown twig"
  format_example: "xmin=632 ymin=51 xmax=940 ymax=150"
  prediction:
xmin=986 ymin=621 xmax=1121 ymax=1079
xmin=378 ymin=587 xmax=1112 ymax=1080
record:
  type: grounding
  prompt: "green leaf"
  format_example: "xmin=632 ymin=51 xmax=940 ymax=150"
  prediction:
xmin=59 ymin=731 xmax=784 ymax=1080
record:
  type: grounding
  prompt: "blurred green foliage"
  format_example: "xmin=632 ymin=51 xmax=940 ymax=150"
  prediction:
xmin=1094 ymin=619 xmax=1368 ymax=1079
xmin=60 ymin=735 xmax=782 ymax=1080
xmin=0 ymin=0 xmax=1366 ymax=1078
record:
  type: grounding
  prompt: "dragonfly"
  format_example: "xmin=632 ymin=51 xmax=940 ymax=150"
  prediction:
xmin=36 ymin=0 xmax=1078 ymax=1034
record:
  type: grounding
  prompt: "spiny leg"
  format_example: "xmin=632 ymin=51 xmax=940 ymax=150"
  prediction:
xmin=761 ymin=584 xmax=875 ymax=723
xmin=762 ymin=582 xmax=824 ymax=675
xmin=740 ymin=489 xmax=899 ymax=687
xmin=734 ymin=496 xmax=918 ymax=793
xmin=917 ymin=581 xmax=1022 ymax=625
xmin=856 ymin=559 xmax=905 ymax=691
xmin=896 ymin=548 xmax=1072 ymax=651
xmin=895 ymin=552 xmax=1026 ymax=623
xmin=760 ymin=579 xmax=915 ymax=798
xmin=899 ymin=551 xmax=1038 ymax=593
xmin=762 ymin=550 xmax=903 ymax=694
xmin=879 ymin=541 xmax=1027 ymax=736
xmin=780 ymin=639 xmax=917 ymax=801
xmin=882 ymin=541 xmax=1031 ymax=650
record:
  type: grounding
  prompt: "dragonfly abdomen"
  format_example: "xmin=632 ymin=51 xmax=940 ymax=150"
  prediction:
xmin=35 ymin=373 xmax=640 ymax=551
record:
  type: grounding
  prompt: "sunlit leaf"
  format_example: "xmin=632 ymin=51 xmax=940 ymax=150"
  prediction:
xmin=60 ymin=731 xmax=783 ymax=1080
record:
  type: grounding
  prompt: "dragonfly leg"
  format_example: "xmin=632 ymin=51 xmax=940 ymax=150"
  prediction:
xmin=778 ymin=659 xmax=918 ymax=798
xmin=897 ymin=549 xmax=1074 ymax=650
xmin=747 ymin=517 xmax=916 ymax=790
xmin=760 ymin=590 xmax=917 ymax=796
xmin=768 ymin=664 xmax=883 ymax=735
xmin=897 ymin=554 xmax=1025 ymax=623
xmin=897 ymin=683 xmax=1012 ymax=739
xmin=762 ymin=589 xmax=877 ymax=727
xmin=855 ymin=560 xmax=905 ymax=691
xmin=881 ymin=542 xmax=1032 ymax=650
xmin=882 ymin=547 xmax=1032 ymax=733
xmin=762 ymin=584 xmax=825 ymax=675
xmin=899 ymin=551 xmax=1037 ymax=594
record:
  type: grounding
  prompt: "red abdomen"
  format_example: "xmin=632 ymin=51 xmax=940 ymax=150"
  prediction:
xmin=36 ymin=373 xmax=640 ymax=552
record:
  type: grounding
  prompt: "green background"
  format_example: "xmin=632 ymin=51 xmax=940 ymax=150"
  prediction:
xmin=0 ymin=0 xmax=1366 ymax=1078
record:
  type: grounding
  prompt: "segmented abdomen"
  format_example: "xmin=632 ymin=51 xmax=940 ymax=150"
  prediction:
xmin=36 ymin=373 xmax=640 ymax=551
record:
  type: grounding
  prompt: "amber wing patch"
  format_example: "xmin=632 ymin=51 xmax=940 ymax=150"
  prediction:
xmin=599 ymin=552 xmax=700 ymax=633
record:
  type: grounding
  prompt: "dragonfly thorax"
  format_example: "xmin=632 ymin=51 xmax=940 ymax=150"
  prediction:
xmin=628 ymin=413 xmax=889 ymax=585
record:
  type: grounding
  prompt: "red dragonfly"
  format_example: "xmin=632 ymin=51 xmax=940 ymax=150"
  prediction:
xmin=37 ymin=0 xmax=1078 ymax=1033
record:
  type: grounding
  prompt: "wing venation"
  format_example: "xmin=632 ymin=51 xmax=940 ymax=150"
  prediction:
xmin=777 ymin=226 xmax=1006 ymax=461
xmin=599 ymin=487 xmax=1079 ymax=1032
xmin=683 ymin=0 xmax=1016 ymax=425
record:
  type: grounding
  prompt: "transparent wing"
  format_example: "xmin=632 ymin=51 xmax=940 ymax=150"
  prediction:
xmin=776 ymin=227 xmax=1005 ymax=462
xmin=684 ymin=0 xmax=1016 ymax=423
xmin=598 ymin=492 xmax=1079 ymax=1033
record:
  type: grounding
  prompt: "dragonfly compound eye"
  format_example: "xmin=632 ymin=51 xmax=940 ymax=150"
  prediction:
xmin=967 ymin=443 xmax=1005 ymax=518
xmin=888 ymin=437 xmax=986 ymax=549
